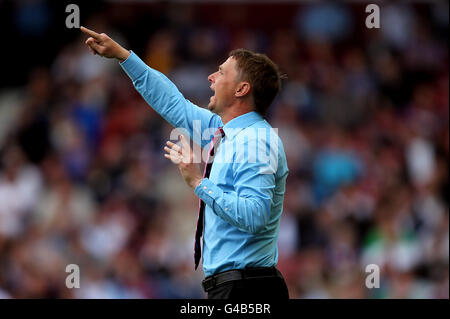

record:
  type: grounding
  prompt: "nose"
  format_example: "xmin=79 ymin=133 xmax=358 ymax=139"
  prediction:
xmin=208 ymin=72 xmax=215 ymax=83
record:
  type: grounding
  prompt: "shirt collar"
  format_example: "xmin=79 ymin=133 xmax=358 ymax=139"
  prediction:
xmin=222 ymin=111 xmax=264 ymax=139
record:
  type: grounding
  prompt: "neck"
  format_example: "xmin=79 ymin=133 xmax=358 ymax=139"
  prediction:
xmin=220 ymin=103 xmax=254 ymax=125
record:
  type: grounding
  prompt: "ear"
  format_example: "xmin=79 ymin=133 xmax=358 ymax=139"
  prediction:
xmin=235 ymin=82 xmax=251 ymax=98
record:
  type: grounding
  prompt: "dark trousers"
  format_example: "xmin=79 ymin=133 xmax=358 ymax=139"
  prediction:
xmin=207 ymin=271 xmax=289 ymax=300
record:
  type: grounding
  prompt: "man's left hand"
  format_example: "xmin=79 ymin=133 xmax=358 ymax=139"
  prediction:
xmin=164 ymin=135 xmax=203 ymax=189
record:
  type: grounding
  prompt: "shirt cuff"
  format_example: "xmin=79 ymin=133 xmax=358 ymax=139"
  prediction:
xmin=119 ymin=50 xmax=147 ymax=81
xmin=194 ymin=178 xmax=223 ymax=208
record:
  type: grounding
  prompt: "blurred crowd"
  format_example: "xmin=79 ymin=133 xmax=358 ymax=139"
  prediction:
xmin=0 ymin=1 xmax=448 ymax=299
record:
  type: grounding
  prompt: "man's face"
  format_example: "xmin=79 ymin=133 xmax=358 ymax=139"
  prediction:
xmin=207 ymin=57 xmax=239 ymax=114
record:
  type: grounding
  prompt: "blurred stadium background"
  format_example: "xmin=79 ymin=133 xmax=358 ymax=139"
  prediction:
xmin=0 ymin=0 xmax=448 ymax=299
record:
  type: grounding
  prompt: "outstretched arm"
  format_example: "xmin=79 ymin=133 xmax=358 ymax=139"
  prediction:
xmin=80 ymin=26 xmax=222 ymax=147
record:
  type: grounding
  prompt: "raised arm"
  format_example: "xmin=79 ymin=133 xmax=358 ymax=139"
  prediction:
xmin=81 ymin=26 xmax=222 ymax=147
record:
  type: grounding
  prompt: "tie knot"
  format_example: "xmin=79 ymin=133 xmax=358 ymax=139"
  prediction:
xmin=215 ymin=126 xmax=225 ymax=138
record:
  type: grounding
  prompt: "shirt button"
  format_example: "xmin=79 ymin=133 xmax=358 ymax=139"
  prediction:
xmin=203 ymin=186 xmax=207 ymax=190
xmin=225 ymin=208 xmax=228 ymax=211
xmin=208 ymin=191 xmax=212 ymax=194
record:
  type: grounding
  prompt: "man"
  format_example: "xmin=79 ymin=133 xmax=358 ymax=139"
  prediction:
xmin=81 ymin=26 xmax=289 ymax=299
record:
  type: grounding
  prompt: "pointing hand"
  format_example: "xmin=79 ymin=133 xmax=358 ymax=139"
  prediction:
xmin=80 ymin=26 xmax=130 ymax=62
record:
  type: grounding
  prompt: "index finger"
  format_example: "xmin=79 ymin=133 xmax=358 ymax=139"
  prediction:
xmin=80 ymin=26 xmax=101 ymax=40
xmin=179 ymin=134 xmax=191 ymax=149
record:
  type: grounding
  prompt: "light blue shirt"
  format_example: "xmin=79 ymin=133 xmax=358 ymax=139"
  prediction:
xmin=120 ymin=51 xmax=289 ymax=277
